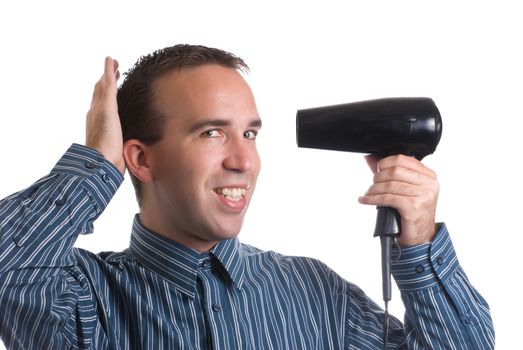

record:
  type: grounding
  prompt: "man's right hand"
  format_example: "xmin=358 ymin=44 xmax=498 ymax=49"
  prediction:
xmin=85 ymin=57 xmax=125 ymax=174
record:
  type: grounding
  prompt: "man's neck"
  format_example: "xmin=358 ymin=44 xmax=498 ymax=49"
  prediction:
xmin=138 ymin=211 xmax=218 ymax=253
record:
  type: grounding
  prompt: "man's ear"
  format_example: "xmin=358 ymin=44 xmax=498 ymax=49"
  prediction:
xmin=123 ymin=139 xmax=154 ymax=183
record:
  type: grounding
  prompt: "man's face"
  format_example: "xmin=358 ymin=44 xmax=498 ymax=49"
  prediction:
xmin=143 ymin=64 xmax=261 ymax=251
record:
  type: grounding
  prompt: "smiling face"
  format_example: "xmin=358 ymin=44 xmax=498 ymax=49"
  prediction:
xmin=137 ymin=64 xmax=261 ymax=252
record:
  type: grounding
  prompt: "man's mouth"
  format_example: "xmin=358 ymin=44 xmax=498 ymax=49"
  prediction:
xmin=214 ymin=187 xmax=247 ymax=202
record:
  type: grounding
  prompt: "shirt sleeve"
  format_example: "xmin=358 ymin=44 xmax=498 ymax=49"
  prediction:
xmin=390 ymin=223 xmax=495 ymax=349
xmin=0 ymin=144 xmax=123 ymax=349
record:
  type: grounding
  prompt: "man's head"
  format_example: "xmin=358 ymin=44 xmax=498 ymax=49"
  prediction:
xmin=117 ymin=44 xmax=261 ymax=251
xmin=117 ymin=44 xmax=250 ymax=199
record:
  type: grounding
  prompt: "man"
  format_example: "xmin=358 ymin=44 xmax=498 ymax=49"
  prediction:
xmin=0 ymin=44 xmax=494 ymax=349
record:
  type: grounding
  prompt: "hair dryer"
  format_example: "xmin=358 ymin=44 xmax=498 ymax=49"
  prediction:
xmin=297 ymin=97 xmax=442 ymax=159
xmin=296 ymin=97 xmax=442 ymax=347
xmin=296 ymin=96 xmax=442 ymax=237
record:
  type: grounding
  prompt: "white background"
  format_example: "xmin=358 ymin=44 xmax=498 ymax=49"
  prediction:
xmin=0 ymin=1 xmax=521 ymax=348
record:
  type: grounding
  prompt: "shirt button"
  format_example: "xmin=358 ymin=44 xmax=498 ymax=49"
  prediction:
xmin=55 ymin=198 xmax=66 ymax=206
xmin=202 ymin=259 xmax=211 ymax=268
xmin=85 ymin=161 xmax=96 ymax=169
xmin=464 ymin=315 xmax=471 ymax=324
xmin=436 ymin=256 xmax=444 ymax=266
xmin=415 ymin=265 xmax=425 ymax=274
xmin=212 ymin=303 xmax=221 ymax=312
xmin=102 ymin=174 xmax=110 ymax=182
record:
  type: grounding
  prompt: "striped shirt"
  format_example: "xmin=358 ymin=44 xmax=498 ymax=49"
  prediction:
xmin=0 ymin=144 xmax=494 ymax=349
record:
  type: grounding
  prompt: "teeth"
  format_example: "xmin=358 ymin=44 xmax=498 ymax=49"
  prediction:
xmin=215 ymin=188 xmax=246 ymax=201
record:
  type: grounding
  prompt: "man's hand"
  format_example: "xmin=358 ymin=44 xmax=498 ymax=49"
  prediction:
xmin=358 ymin=155 xmax=439 ymax=246
xmin=85 ymin=57 xmax=125 ymax=174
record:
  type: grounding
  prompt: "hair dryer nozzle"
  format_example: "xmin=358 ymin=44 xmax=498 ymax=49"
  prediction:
xmin=296 ymin=97 xmax=442 ymax=160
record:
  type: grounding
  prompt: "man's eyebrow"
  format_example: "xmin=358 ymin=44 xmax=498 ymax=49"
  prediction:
xmin=250 ymin=119 xmax=263 ymax=128
xmin=189 ymin=118 xmax=262 ymax=133
xmin=189 ymin=119 xmax=230 ymax=133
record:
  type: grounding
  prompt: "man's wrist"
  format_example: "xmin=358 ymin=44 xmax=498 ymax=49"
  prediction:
xmin=391 ymin=223 xmax=459 ymax=292
xmin=53 ymin=144 xmax=124 ymax=210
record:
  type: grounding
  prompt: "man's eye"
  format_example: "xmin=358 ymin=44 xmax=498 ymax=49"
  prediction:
xmin=201 ymin=129 xmax=222 ymax=138
xmin=244 ymin=130 xmax=258 ymax=140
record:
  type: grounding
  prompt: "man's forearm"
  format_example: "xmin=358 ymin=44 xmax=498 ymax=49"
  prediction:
xmin=0 ymin=144 xmax=123 ymax=274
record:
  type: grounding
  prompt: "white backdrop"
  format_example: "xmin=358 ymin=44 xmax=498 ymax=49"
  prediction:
xmin=1 ymin=1 xmax=521 ymax=348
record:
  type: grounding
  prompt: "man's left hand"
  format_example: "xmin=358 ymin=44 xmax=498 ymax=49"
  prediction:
xmin=358 ymin=154 xmax=439 ymax=246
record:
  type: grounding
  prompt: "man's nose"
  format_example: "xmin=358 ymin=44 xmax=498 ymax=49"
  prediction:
xmin=222 ymin=138 xmax=256 ymax=173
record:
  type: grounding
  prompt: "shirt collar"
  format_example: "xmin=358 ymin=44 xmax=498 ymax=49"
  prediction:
xmin=128 ymin=215 xmax=245 ymax=298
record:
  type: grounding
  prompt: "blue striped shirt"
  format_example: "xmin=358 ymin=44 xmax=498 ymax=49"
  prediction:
xmin=0 ymin=144 xmax=494 ymax=349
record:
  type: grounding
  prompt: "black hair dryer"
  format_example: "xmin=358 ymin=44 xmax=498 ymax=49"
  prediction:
xmin=296 ymin=97 xmax=442 ymax=320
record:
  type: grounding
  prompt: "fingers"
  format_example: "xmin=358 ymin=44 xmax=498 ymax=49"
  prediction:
xmin=85 ymin=56 xmax=125 ymax=174
xmin=372 ymin=165 xmax=434 ymax=190
xmin=359 ymin=184 xmax=438 ymax=210
xmin=364 ymin=154 xmax=436 ymax=179
xmin=376 ymin=154 xmax=436 ymax=179
xmin=104 ymin=56 xmax=113 ymax=78
xmin=359 ymin=154 xmax=439 ymax=245
xmin=364 ymin=180 xmax=425 ymax=197
xmin=358 ymin=154 xmax=439 ymax=212
xmin=362 ymin=154 xmax=437 ymax=192
xmin=104 ymin=56 xmax=119 ymax=83
xmin=92 ymin=57 xmax=120 ymax=103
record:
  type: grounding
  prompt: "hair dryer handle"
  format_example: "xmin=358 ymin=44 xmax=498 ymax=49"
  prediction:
xmin=374 ymin=206 xmax=400 ymax=305
xmin=373 ymin=206 xmax=401 ymax=237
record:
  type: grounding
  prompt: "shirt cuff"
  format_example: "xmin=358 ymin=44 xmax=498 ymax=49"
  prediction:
xmin=391 ymin=223 xmax=460 ymax=292
xmin=51 ymin=143 xmax=124 ymax=212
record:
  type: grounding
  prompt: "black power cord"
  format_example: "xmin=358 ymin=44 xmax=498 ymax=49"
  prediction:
xmin=383 ymin=300 xmax=390 ymax=349
xmin=374 ymin=207 xmax=401 ymax=350
xmin=380 ymin=236 xmax=394 ymax=350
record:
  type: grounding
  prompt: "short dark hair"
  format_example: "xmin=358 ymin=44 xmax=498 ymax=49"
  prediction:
xmin=117 ymin=44 xmax=249 ymax=204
